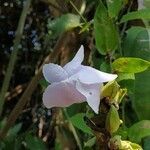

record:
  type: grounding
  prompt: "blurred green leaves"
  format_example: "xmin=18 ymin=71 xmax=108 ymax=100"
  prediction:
xmin=106 ymin=0 xmax=123 ymax=18
xmin=0 ymin=120 xmax=47 ymax=150
xmin=121 ymin=9 xmax=150 ymax=23
xmin=94 ymin=1 xmax=119 ymax=55
xmin=1 ymin=0 xmax=150 ymax=149
xmin=70 ymin=113 xmax=93 ymax=135
xmin=105 ymin=105 xmax=122 ymax=134
xmin=128 ymin=120 xmax=150 ymax=143
xmin=143 ymin=136 xmax=150 ymax=150
xmin=25 ymin=134 xmax=47 ymax=150
xmin=47 ymin=13 xmax=80 ymax=37
xmin=123 ymin=27 xmax=150 ymax=58
xmin=84 ymin=137 xmax=96 ymax=148
xmin=0 ymin=123 xmax=22 ymax=149
xmin=122 ymin=27 xmax=150 ymax=120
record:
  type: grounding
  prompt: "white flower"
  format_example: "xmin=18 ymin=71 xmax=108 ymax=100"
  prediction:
xmin=42 ymin=46 xmax=117 ymax=113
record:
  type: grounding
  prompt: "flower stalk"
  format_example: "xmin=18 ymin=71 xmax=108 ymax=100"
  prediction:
xmin=0 ymin=0 xmax=31 ymax=116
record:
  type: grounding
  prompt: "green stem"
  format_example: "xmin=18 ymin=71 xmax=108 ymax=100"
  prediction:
xmin=0 ymin=0 xmax=31 ymax=116
xmin=121 ymin=98 xmax=126 ymax=129
xmin=63 ymin=109 xmax=82 ymax=150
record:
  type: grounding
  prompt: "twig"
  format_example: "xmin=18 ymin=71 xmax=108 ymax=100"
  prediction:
xmin=0 ymin=0 xmax=31 ymax=116
xmin=6 ymin=84 xmax=27 ymax=101
xmin=121 ymin=98 xmax=126 ymax=129
xmin=63 ymin=109 xmax=82 ymax=150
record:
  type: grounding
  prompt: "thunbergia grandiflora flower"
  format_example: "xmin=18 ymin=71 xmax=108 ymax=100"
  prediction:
xmin=42 ymin=46 xmax=117 ymax=113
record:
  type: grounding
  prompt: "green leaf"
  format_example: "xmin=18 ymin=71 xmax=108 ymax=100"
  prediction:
xmin=112 ymin=57 xmax=150 ymax=73
xmin=0 ymin=123 xmax=22 ymax=150
xmin=117 ymin=73 xmax=135 ymax=81
xmin=94 ymin=1 xmax=119 ymax=55
xmin=84 ymin=137 xmax=96 ymax=148
xmin=128 ymin=120 xmax=150 ymax=143
xmin=100 ymin=61 xmax=111 ymax=72
xmin=134 ymin=70 xmax=150 ymax=120
xmin=70 ymin=113 xmax=93 ymax=135
xmin=66 ymin=103 xmax=86 ymax=117
xmin=122 ymin=27 xmax=150 ymax=120
xmin=25 ymin=134 xmax=47 ymax=150
xmin=7 ymin=123 xmax=22 ymax=138
xmin=121 ymin=9 xmax=150 ymax=23
xmin=106 ymin=0 xmax=123 ymax=18
xmin=102 ymin=81 xmax=126 ymax=105
xmin=101 ymin=80 xmax=120 ymax=100
xmin=115 ymin=127 xmax=128 ymax=140
xmin=105 ymin=105 xmax=122 ymax=133
xmin=39 ymin=79 xmax=49 ymax=90
xmin=114 ymin=88 xmax=127 ymax=104
xmin=142 ymin=136 xmax=150 ymax=150
xmin=47 ymin=13 xmax=80 ymax=37
xmin=123 ymin=27 xmax=149 ymax=58
xmin=0 ymin=118 xmax=6 ymax=129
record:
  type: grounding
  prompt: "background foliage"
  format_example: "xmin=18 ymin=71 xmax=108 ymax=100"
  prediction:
xmin=0 ymin=0 xmax=150 ymax=149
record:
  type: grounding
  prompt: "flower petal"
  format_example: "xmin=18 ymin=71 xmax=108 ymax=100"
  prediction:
xmin=76 ymin=82 xmax=102 ymax=114
xmin=43 ymin=82 xmax=85 ymax=108
xmin=63 ymin=45 xmax=84 ymax=76
xmin=43 ymin=63 xmax=68 ymax=83
xmin=72 ymin=66 xmax=117 ymax=84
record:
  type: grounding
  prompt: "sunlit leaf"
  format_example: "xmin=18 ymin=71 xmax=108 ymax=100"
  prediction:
xmin=114 ymin=88 xmax=127 ymax=104
xmin=101 ymin=80 xmax=120 ymax=99
xmin=117 ymin=73 xmax=135 ymax=81
xmin=120 ymin=140 xmax=142 ymax=150
xmin=105 ymin=105 xmax=122 ymax=133
xmin=101 ymin=81 xmax=126 ymax=105
xmin=112 ymin=57 xmax=150 ymax=73
xmin=122 ymin=27 xmax=150 ymax=120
